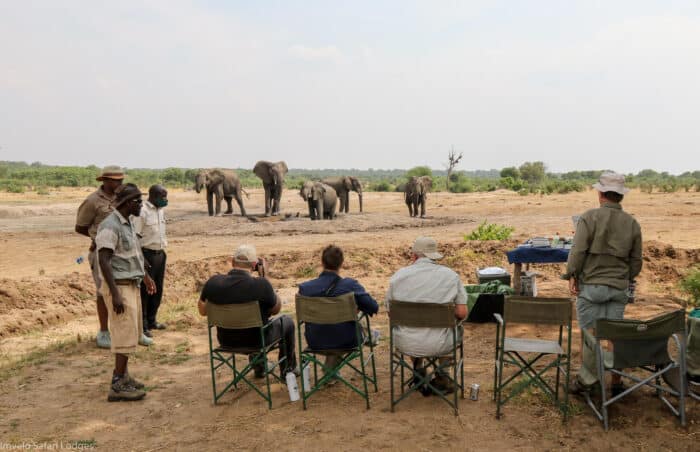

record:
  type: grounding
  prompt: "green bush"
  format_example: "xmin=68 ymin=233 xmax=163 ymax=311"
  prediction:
xmin=464 ymin=221 xmax=514 ymax=241
xmin=370 ymin=181 xmax=394 ymax=192
xmin=680 ymin=267 xmax=700 ymax=308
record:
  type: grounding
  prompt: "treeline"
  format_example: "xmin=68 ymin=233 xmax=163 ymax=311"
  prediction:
xmin=1 ymin=160 xmax=699 ymax=195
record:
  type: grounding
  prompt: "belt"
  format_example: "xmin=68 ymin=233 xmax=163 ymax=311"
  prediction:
xmin=115 ymin=279 xmax=138 ymax=286
xmin=142 ymin=248 xmax=165 ymax=254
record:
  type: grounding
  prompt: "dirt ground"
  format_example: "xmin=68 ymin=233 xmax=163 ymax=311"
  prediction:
xmin=0 ymin=187 xmax=699 ymax=451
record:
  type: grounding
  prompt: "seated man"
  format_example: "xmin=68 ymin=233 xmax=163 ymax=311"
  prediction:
xmin=386 ymin=236 xmax=467 ymax=393
xmin=198 ymin=244 xmax=297 ymax=376
xmin=298 ymin=245 xmax=379 ymax=372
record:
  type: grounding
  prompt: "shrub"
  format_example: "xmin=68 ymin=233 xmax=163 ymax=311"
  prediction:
xmin=680 ymin=267 xmax=700 ymax=308
xmin=370 ymin=181 xmax=394 ymax=192
xmin=464 ymin=221 xmax=514 ymax=241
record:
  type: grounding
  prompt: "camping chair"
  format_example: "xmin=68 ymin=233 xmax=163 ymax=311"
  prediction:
xmin=582 ymin=309 xmax=687 ymax=430
xmin=389 ymin=301 xmax=465 ymax=416
xmin=493 ymin=296 xmax=573 ymax=421
xmin=206 ymin=301 xmax=287 ymax=408
xmin=295 ymin=293 xmax=378 ymax=410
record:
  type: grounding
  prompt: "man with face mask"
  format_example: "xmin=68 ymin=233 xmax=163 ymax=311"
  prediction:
xmin=132 ymin=184 xmax=169 ymax=338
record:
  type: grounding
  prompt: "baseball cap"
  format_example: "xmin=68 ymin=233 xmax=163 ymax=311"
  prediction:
xmin=233 ymin=244 xmax=258 ymax=265
xmin=412 ymin=236 xmax=443 ymax=260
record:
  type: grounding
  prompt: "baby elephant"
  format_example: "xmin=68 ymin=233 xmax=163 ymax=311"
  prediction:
xmin=303 ymin=182 xmax=337 ymax=220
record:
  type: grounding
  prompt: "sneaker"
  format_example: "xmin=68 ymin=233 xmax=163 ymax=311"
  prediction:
xmin=143 ymin=329 xmax=153 ymax=338
xmin=138 ymin=334 xmax=154 ymax=346
xmin=124 ymin=373 xmax=145 ymax=390
xmin=611 ymin=383 xmax=627 ymax=398
xmin=149 ymin=322 xmax=167 ymax=330
xmin=108 ymin=377 xmax=146 ymax=402
xmin=96 ymin=330 xmax=111 ymax=349
xmin=431 ymin=375 xmax=455 ymax=395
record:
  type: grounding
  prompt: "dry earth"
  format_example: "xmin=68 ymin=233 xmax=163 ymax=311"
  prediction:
xmin=0 ymin=187 xmax=699 ymax=451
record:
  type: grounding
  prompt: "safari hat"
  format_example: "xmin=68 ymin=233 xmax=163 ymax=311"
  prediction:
xmin=592 ymin=172 xmax=629 ymax=195
xmin=114 ymin=183 xmax=143 ymax=207
xmin=96 ymin=165 xmax=125 ymax=181
xmin=412 ymin=236 xmax=443 ymax=260
xmin=233 ymin=244 xmax=258 ymax=265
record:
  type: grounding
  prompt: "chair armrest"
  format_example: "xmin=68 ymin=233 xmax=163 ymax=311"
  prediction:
xmin=493 ymin=313 xmax=504 ymax=325
xmin=262 ymin=316 xmax=284 ymax=331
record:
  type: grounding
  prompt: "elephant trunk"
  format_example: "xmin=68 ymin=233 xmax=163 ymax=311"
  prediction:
xmin=317 ymin=198 xmax=324 ymax=219
xmin=357 ymin=190 xmax=363 ymax=212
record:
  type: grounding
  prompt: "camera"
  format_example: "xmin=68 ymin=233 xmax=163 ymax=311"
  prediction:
xmin=253 ymin=258 xmax=264 ymax=274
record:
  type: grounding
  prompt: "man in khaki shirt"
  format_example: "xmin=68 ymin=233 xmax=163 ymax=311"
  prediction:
xmin=565 ymin=172 xmax=642 ymax=396
xmin=75 ymin=166 xmax=124 ymax=349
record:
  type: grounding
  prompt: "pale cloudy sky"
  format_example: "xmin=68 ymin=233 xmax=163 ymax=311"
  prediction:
xmin=1 ymin=1 xmax=699 ymax=173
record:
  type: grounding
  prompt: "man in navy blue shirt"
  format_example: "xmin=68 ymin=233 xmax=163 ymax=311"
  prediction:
xmin=298 ymin=245 xmax=379 ymax=372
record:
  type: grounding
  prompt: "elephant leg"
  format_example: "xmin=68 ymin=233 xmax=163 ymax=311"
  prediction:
xmin=338 ymin=196 xmax=346 ymax=213
xmin=235 ymin=190 xmax=246 ymax=216
xmin=307 ymin=200 xmax=315 ymax=220
xmin=264 ymin=186 xmax=271 ymax=216
xmin=272 ymin=187 xmax=282 ymax=216
xmin=420 ymin=197 xmax=426 ymax=218
xmin=206 ymin=190 xmax=214 ymax=216
xmin=214 ymin=192 xmax=222 ymax=216
xmin=344 ymin=193 xmax=350 ymax=213
xmin=406 ymin=201 xmax=412 ymax=217
xmin=224 ymin=196 xmax=233 ymax=215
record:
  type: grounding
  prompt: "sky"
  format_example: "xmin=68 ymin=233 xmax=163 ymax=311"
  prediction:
xmin=1 ymin=0 xmax=699 ymax=173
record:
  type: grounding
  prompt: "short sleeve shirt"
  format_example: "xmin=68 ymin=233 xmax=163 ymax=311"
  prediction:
xmin=385 ymin=258 xmax=467 ymax=357
xmin=200 ymin=270 xmax=277 ymax=346
xmin=94 ymin=210 xmax=146 ymax=282
xmin=75 ymin=187 xmax=115 ymax=240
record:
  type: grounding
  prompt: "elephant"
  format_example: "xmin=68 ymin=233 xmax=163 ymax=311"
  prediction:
xmin=321 ymin=176 xmax=363 ymax=213
xmin=193 ymin=169 xmax=247 ymax=217
xmin=404 ymin=175 xmax=432 ymax=218
xmin=253 ymin=160 xmax=288 ymax=216
xmin=302 ymin=182 xmax=337 ymax=220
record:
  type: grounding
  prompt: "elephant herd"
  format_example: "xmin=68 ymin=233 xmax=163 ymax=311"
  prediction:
xmin=192 ymin=163 xmax=432 ymax=219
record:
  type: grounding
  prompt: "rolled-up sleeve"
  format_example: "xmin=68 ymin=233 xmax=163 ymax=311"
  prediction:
xmin=95 ymin=226 xmax=118 ymax=251
xmin=454 ymin=274 xmax=467 ymax=305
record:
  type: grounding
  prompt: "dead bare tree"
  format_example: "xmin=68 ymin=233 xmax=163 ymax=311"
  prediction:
xmin=445 ymin=146 xmax=463 ymax=192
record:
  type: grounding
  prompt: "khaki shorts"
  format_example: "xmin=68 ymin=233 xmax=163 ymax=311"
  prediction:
xmin=88 ymin=249 xmax=102 ymax=290
xmin=102 ymin=281 xmax=142 ymax=355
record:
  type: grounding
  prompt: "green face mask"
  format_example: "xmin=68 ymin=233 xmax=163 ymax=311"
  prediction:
xmin=154 ymin=198 xmax=168 ymax=208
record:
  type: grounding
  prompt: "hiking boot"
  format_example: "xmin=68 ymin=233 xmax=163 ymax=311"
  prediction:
xmin=108 ymin=377 xmax=146 ymax=402
xmin=124 ymin=373 xmax=145 ymax=390
xmin=149 ymin=322 xmax=167 ymax=330
xmin=569 ymin=378 xmax=592 ymax=396
xmin=431 ymin=375 xmax=455 ymax=395
xmin=409 ymin=367 xmax=431 ymax=397
xmin=96 ymin=330 xmax=111 ymax=349
xmin=611 ymin=383 xmax=627 ymax=398
xmin=138 ymin=334 xmax=154 ymax=346
xmin=143 ymin=329 xmax=153 ymax=338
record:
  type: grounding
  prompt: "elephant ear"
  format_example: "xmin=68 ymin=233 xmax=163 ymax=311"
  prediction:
xmin=343 ymin=177 xmax=352 ymax=191
xmin=277 ymin=161 xmax=289 ymax=175
xmin=254 ymin=161 xmax=273 ymax=182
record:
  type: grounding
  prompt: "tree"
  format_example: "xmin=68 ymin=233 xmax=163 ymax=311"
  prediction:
xmin=406 ymin=166 xmax=432 ymax=180
xmin=519 ymin=161 xmax=546 ymax=184
xmin=500 ymin=166 xmax=520 ymax=179
xmin=444 ymin=146 xmax=463 ymax=191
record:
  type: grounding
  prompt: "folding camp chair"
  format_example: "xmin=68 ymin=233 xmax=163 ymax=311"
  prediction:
xmin=493 ymin=296 xmax=573 ymax=421
xmin=295 ymin=293 xmax=378 ymax=410
xmin=582 ymin=309 xmax=687 ymax=430
xmin=206 ymin=301 xmax=287 ymax=408
xmin=389 ymin=301 xmax=465 ymax=416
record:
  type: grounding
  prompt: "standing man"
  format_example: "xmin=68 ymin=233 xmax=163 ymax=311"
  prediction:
xmin=133 ymin=184 xmax=169 ymax=338
xmin=565 ymin=172 xmax=642 ymax=396
xmin=386 ymin=236 xmax=467 ymax=394
xmin=96 ymin=183 xmax=156 ymax=401
xmin=75 ymin=165 xmax=124 ymax=349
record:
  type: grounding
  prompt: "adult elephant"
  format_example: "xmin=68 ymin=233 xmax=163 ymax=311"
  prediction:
xmin=253 ymin=160 xmax=289 ymax=216
xmin=321 ymin=176 xmax=363 ymax=213
xmin=301 ymin=181 xmax=337 ymax=220
xmin=404 ymin=176 xmax=432 ymax=218
xmin=194 ymin=169 xmax=247 ymax=217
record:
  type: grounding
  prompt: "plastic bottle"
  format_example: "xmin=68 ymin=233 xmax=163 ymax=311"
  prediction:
xmin=286 ymin=372 xmax=300 ymax=402
xmin=76 ymin=255 xmax=85 ymax=264
xmin=302 ymin=363 xmax=311 ymax=391
xmin=552 ymin=232 xmax=560 ymax=248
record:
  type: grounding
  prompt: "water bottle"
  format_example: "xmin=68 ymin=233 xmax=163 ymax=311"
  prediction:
xmin=76 ymin=255 xmax=85 ymax=264
xmin=552 ymin=232 xmax=560 ymax=248
xmin=286 ymin=372 xmax=300 ymax=402
xmin=302 ymin=363 xmax=311 ymax=391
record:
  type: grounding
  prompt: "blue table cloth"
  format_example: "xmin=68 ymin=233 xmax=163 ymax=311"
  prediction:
xmin=506 ymin=247 xmax=569 ymax=264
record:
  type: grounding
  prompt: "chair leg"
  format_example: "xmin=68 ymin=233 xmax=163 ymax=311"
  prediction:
xmin=496 ymin=349 xmax=505 ymax=419
xmin=460 ymin=343 xmax=465 ymax=399
xmin=359 ymin=346 xmax=370 ymax=410
xmin=264 ymin=355 xmax=272 ymax=410
xmin=210 ymin=353 xmax=218 ymax=405
xmin=400 ymin=354 xmax=405 ymax=395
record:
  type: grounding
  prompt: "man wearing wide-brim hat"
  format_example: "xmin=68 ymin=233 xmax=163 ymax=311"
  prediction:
xmin=564 ymin=172 xmax=642 ymax=396
xmin=75 ymin=165 xmax=126 ymax=349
